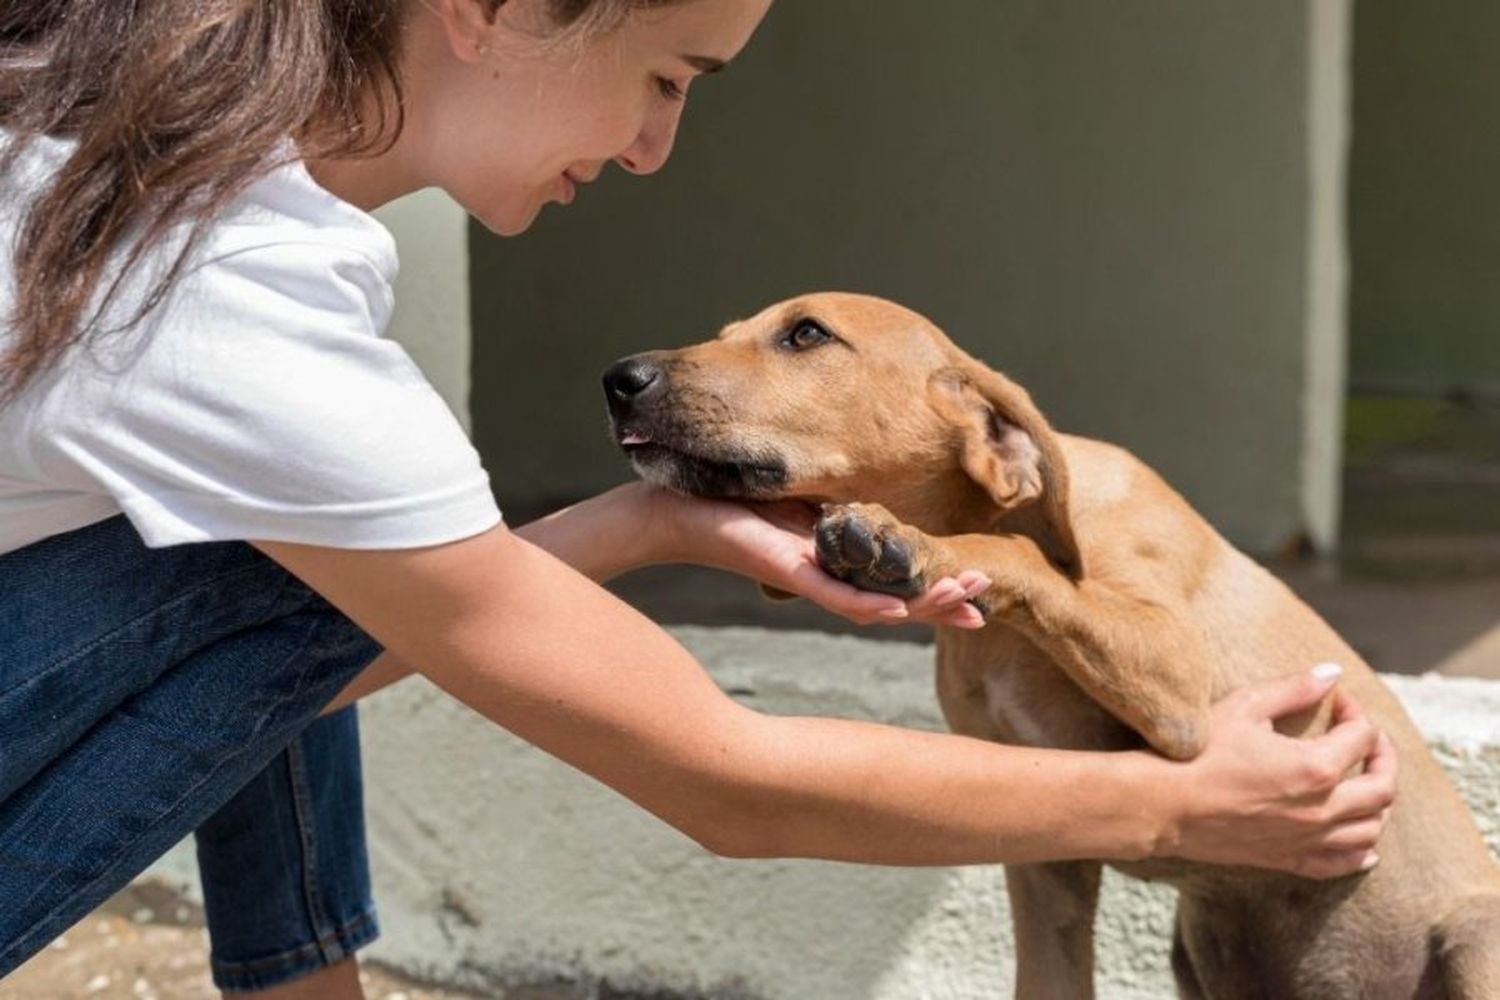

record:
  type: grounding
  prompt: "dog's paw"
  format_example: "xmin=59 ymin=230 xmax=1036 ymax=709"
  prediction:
xmin=815 ymin=503 xmax=927 ymax=598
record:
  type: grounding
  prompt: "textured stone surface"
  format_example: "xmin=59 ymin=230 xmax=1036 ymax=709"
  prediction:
xmin=128 ymin=627 xmax=1498 ymax=999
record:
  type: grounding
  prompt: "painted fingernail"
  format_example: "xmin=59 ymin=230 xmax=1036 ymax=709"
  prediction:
xmin=1311 ymin=662 xmax=1343 ymax=683
xmin=1359 ymin=851 xmax=1380 ymax=871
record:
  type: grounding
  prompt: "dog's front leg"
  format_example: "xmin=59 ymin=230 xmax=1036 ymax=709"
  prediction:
xmin=1006 ymin=860 xmax=1102 ymax=1000
xmin=1436 ymin=895 xmax=1500 ymax=999
xmin=816 ymin=503 xmax=1212 ymax=761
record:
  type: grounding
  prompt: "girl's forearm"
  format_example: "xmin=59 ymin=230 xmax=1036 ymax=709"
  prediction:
xmin=724 ymin=713 xmax=1168 ymax=865
xmin=282 ymin=525 xmax=1385 ymax=877
xmin=332 ymin=488 xmax=1173 ymax=862
xmin=417 ymin=532 xmax=1172 ymax=867
xmin=513 ymin=483 xmax=666 ymax=582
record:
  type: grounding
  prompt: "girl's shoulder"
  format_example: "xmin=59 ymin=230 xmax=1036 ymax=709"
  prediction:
xmin=0 ymin=129 xmax=397 ymax=293
xmin=205 ymin=141 xmax=398 ymax=287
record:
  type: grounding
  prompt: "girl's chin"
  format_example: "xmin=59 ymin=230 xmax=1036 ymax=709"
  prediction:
xmin=473 ymin=201 xmax=543 ymax=238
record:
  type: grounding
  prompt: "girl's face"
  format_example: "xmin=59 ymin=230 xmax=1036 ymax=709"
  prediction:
xmin=412 ymin=0 xmax=773 ymax=235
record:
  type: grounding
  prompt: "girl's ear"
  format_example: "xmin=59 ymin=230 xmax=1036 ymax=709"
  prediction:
xmin=927 ymin=365 xmax=1082 ymax=577
xmin=434 ymin=0 xmax=501 ymax=63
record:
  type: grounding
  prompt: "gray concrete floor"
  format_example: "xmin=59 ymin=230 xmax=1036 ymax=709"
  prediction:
xmin=3 ymin=884 xmax=647 ymax=999
xmin=1 ymin=883 xmax=489 ymax=1000
xmin=1323 ymin=395 xmax=1500 ymax=679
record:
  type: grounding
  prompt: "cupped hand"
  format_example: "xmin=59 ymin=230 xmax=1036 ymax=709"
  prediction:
xmin=648 ymin=487 xmax=989 ymax=629
xmin=1159 ymin=664 xmax=1398 ymax=879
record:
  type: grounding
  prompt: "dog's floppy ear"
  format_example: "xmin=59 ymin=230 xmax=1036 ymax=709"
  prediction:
xmin=928 ymin=363 xmax=1082 ymax=576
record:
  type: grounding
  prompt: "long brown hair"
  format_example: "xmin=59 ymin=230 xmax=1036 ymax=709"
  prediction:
xmin=0 ymin=0 xmax=675 ymax=404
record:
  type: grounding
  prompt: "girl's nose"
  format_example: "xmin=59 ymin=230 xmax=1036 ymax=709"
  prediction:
xmin=615 ymin=102 xmax=684 ymax=176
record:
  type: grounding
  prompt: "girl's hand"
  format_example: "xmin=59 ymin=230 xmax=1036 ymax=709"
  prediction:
xmin=643 ymin=486 xmax=989 ymax=629
xmin=1156 ymin=664 xmax=1398 ymax=878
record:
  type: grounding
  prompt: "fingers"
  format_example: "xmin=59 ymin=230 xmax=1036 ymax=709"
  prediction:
xmin=1232 ymin=662 xmax=1345 ymax=722
xmin=1327 ymin=687 xmax=1369 ymax=728
xmin=787 ymin=555 xmax=993 ymax=629
xmin=917 ymin=578 xmax=966 ymax=606
xmin=1324 ymin=773 xmax=1397 ymax=824
xmin=1299 ymin=715 xmax=1382 ymax=793
xmin=1323 ymin=731 xmax=1398 ymax=821
xmin=1291 ymin=728 xmax=1395 ymax=876
xmin=953 ymin=570 xmax=991 ymax=594
xmin=910 ymin=573 xmax=986 ymax=608
xmin=933 ymin=604 xmax=986 ymax=629
xmin=1318 ymin=816 xmax=1386 ymax=853
xmin=1293 ymin=848 xmax=1381 ymax=881
xmin=1363 ymin=727 xmax=1398 ymax=782
xmin=782 ymin=561 xmax=906 ymax=624
xmin=754 ymin=499 xmax=820 ymax=534
xmin=905 ymin=573 xmax=990 ymax=629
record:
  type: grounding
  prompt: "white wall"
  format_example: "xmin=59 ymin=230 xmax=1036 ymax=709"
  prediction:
xmin=1300 ymin=0 xmax=1352 ymax=550
xmin=374 ymin=188 xmax=474 ymax=430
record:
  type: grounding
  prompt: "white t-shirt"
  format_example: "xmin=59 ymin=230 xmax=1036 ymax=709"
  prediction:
xmin=0 ymin=133 xmax=502 ymax=556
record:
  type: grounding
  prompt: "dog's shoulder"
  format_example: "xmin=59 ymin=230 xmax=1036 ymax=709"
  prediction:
xmin=1058 ymin=433 xmax=1229 ymax=595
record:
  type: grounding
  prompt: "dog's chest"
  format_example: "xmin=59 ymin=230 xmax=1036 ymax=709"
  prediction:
xmin=936 ymin=628 xmax=1136 ymax=752
xmin=979 ymin=672 xmax=1057 ymax=748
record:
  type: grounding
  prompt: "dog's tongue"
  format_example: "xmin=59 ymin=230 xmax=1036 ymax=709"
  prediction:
xmin=620 ymin=431 xmax=651 ymax=446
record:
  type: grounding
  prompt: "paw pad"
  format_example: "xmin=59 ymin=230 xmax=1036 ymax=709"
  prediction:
xmin=815 ymin=505 xmax=924 ymax=598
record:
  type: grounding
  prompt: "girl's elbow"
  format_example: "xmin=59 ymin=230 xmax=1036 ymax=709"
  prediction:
xmin=672 ymin=715 xmax=790 ymax=859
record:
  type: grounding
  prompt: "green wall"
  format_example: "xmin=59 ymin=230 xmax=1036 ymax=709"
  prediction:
xmin=1349 ymin=0 xmax=1500 ymax=395
xmin=471 ymin=1 xmax=1328 ymax=551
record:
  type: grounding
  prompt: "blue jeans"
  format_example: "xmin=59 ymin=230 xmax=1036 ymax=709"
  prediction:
xmin=0 ymin=514 xmax=383 ymax=990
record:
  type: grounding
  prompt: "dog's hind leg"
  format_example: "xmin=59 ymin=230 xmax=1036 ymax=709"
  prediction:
xmin=1436 ymin=894 xmax=1500 ymax=999
xmin=1005 ymin=860 xmax=1102 ymax=1000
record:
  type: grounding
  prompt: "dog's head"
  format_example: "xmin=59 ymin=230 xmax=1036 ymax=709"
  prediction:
xmin=603 ymin=292 xmax=1079 ymax=574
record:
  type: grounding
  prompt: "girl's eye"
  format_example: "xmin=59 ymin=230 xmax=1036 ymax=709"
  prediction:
xmin=781 ymin=320 xmax=834 ymax=351
xmin=656 ymin=76 xmax=686 ymax=101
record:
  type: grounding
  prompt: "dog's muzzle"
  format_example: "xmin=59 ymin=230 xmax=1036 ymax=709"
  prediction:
xmin=600 ymin=353 xmax=789 ymax=500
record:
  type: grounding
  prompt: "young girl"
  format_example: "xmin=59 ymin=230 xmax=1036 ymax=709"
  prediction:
xmin=0 ymin=2 xmax=1395 ymax=998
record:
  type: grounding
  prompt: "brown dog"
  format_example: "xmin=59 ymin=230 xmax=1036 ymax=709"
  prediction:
xmin=602 ymin=292 xmax=1500 ymax=999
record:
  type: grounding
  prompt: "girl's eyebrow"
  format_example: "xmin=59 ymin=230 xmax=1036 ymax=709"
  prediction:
xmin=680 ymin=54 xmax=728 ymax=75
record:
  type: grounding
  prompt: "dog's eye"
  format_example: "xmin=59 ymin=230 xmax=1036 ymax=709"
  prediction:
xmin=781 ymin=320 xmax=833 ymax=352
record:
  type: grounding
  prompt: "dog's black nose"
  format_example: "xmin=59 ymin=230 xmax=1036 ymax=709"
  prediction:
xmin=602 ymin=356 xmax=663 ymax=404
